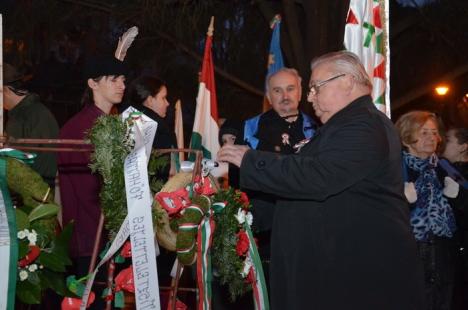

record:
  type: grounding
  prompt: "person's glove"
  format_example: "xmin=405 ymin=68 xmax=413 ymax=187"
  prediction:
xmin=404 ymin=182 xmax=418 ymax=203
xmin=443 ymin=176 xmax=459 ymax=198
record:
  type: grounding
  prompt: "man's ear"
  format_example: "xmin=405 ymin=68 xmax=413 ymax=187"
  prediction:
xmin=343 ymin=75 xmax=354 ymax=93
xmin=87 ymin=78 xmax=98 ymax=90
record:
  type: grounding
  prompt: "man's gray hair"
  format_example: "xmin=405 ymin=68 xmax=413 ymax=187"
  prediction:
xmin=310 ymin=51 xmax=372 ymax=92
xmin=265 ymin=67 xmax=302 ymax=94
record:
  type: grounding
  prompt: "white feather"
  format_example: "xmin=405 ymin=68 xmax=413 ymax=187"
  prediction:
xmin=114 ymin=26 xmax=139 ymax=61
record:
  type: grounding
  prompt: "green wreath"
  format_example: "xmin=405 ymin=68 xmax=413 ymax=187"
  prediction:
xmin=89 ymin=115 xmax=256 ymax=301
xmin=2 ymin=156 xmax=72 ymax=304
xmin=88 ymin=115 xmax=168 ymax=238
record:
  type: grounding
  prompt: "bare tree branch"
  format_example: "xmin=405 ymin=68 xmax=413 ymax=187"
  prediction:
xmin=60 ymin=0 xmax=264 ymax=97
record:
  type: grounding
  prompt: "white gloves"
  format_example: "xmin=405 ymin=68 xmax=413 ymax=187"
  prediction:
xmin=403 ymin=177 xmax=459 ymax=203
xmin=404 ymin=182 xmax=418 ymax=203
xmin=443 ymin=176 xmax=460 ymax=198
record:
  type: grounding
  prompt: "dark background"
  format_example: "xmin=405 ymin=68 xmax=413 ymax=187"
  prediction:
xmin=1 ymin=0 xmax=467 ymax=139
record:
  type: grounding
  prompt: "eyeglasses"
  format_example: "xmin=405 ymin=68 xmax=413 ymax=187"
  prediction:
xmin=307 ymin=73 xmax=346 ymax=97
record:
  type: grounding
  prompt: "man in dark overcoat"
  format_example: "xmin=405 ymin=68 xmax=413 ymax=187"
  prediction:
xmin=218 ymin=51 xmax=424 ymax=310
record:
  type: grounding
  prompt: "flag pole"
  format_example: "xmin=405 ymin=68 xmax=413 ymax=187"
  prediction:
xmin=174 ymin=100 xmax=185 ymax=163
xmin=382 ymin=0 xmax=391 ymax=118
xmin=263 ymin=14 xmax=284 ymax=112
xmin=207 ymin=16 xmax=214 ymax=37
xmin=1 ymin=14 xmax=4 ymax=138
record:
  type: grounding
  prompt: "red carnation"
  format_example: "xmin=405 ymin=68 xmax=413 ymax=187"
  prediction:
xmin=115 ymin=266 xmax=135 ymax=293
xmin=120 ymin=241 xmax=132 ymax=258
xmin=239 ymin=191 xmax=250 ymax=208
xmin=236 ymin=230 xmax=250 ymax=256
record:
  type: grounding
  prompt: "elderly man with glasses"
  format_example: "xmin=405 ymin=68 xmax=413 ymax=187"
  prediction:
xmin=218 ymin=50 xmax=424 ymax=310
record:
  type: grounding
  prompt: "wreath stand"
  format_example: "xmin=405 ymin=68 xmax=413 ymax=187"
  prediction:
xmin=1 ymin=136 xmax=201 ymax=310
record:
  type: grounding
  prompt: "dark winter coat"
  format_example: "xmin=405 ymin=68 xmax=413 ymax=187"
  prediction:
xmin=6 ymin=93 xmax=59 ymax=186
xmin=240 ymin=95 xmax=424 ymax=310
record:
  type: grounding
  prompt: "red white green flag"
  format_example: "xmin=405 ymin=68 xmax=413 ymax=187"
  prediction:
xmin=344 ymin=0 xmax=391 ymax=117
xmin=190 ymin=17 xmax=220 ymax=162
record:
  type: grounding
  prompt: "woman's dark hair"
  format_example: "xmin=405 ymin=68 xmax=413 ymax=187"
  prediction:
xmin=450 ymin=127 xmax=468 ymax=145
xmin=128 ymin=75 xmax=166 ymax=108
xmin=80 ymin=76 xmax=104 ymax=106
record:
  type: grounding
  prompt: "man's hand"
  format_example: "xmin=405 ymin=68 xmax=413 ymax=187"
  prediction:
xmin=217 ymin=144 xmax=250 ymax=168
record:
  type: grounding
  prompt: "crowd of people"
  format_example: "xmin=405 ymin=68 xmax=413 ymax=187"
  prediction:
xmin=3 ymin=48 xmax=467 ymax=309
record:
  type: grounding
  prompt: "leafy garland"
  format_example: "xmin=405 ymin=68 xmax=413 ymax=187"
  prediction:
xmin=4 ymin=157 xmax=73 ymax=304
xmin=88 ymin=114 xmax=258 ymax=302
xmin=16 ymin=219 xmax=73 ymax=304
xmin=88 ymin=115 xmax=130 ymax=237
xmin=158 ymin=183 xmax=255 ymax=301
xmin=87 ymin=115 xmax=167 ymax=238
xmin=211 ymin=187 xmax=254 ymax=300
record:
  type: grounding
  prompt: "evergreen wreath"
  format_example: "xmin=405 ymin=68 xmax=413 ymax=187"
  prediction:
xmin=211 ymin=187 xmax=254 ymax=301
xmin=157 ymin=183 xmax=256 ymax=301
xmin=88 ymin=115 xmax=167 ymax=238
xmin=2 ymin=156 xmax=73 ymax=304
xmin=88 ymin=115 xmax=259 ymax=302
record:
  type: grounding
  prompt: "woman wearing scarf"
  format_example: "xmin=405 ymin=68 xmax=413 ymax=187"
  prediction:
xmin=396 ymin=111 xmax=459 ymax=310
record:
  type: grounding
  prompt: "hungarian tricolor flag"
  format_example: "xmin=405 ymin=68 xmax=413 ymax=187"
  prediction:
xmin=344 ymin=0 xmax=390 ymax=117
xmin=190 ymin=18 xmax=220 ymax=162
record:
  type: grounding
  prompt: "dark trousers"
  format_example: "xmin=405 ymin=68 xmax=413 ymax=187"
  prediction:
xmin=453 ymin=231 xmax=468 ymax=310
xmin=417 ymin=236 xmax=456 ymax=310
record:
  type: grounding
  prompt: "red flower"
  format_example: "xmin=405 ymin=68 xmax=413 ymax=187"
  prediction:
xmin=120 ymin=241 xmax=132 ymax=258
xmin=18 ymin=245 xmax=41 ymax=268
xmin=115 ymin=266 xmax=135 ymax=293
xmin=238 ymin=191 xmax=250 ymax=208
xmin=236 ymin=230 xmax=249 ymax=256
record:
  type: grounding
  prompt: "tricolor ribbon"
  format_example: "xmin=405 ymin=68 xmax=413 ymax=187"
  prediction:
xmin=244 ymin=223 xmax=269 ymax=310
xmin=0 ymin=149 xmax=36 ymax=310
xmin=194 ymin=201 xmax=226 ymax=310
xmin=196 ymin=208 xmax=215 ymax=310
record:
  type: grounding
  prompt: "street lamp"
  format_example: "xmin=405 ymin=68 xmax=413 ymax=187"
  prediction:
xmin=434 ymin=85 xmax=450 ymax=96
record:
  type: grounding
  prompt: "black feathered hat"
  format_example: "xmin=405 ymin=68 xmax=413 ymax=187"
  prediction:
xmin=83 ymin=55 xmax=128 ymax=80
